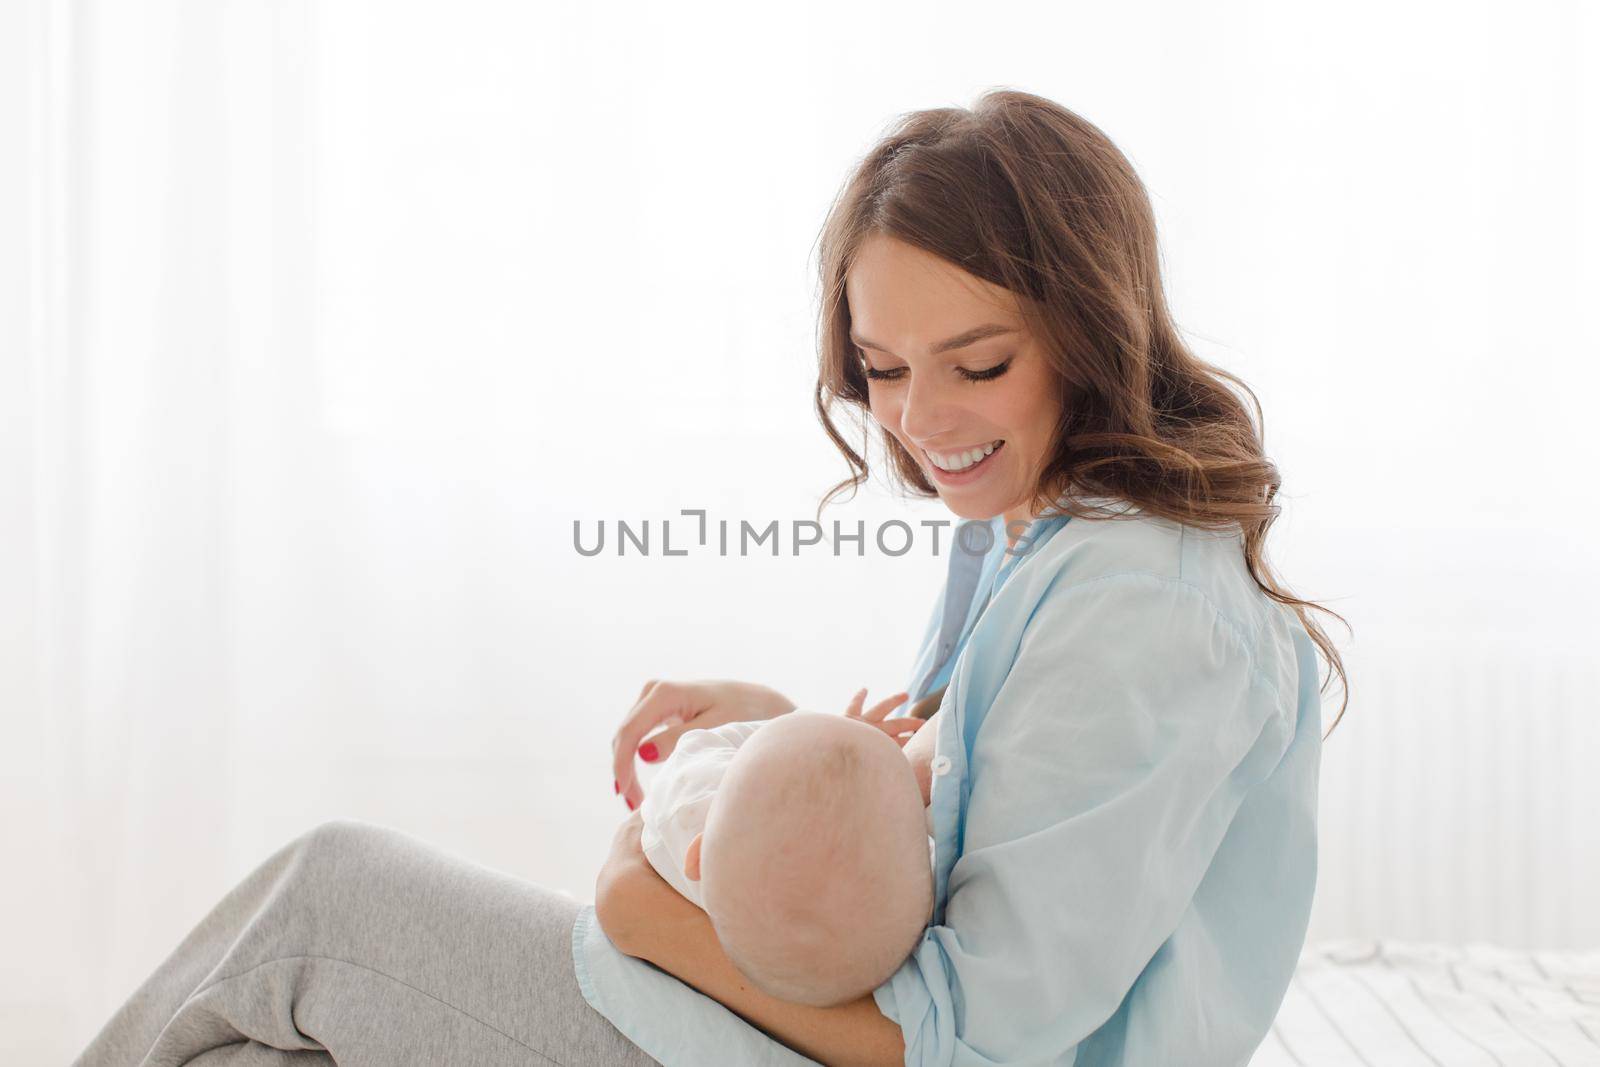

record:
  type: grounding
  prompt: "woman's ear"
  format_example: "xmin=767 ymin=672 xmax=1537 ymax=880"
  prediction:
xmin=684 ymin=832 xmax=704 ymax=881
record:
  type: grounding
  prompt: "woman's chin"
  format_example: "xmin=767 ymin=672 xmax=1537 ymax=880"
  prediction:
xmin=934 ymin=492 xmax=1006 ymax=523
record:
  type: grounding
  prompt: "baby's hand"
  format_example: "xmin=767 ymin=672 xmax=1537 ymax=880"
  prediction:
xmin=843 ymin=687 xmax=928 ymax=748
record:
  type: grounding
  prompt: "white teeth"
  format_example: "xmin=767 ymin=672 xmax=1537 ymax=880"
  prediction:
xmin=929 ymin=440 xmax=1002 ymax=472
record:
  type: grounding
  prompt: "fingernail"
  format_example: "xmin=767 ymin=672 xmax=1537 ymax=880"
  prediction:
xmin=626 ymin=798 xmax=636 ymax=811
xmin=638 ymin=742 xmax=659 ymax=762
xmin=613 ymin=779 xmax=619 ymax=794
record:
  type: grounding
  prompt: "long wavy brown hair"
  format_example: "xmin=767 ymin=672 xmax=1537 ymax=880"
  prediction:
xmin=811 ymin=89 xmax=1350 ymax=737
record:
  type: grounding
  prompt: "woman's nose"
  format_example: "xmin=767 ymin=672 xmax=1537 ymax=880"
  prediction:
xmin=898 ymin=373 xmax=961 ymax=444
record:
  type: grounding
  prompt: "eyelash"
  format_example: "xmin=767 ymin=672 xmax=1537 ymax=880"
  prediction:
xmin=861 ymin=357 xmax=1014 ymax=384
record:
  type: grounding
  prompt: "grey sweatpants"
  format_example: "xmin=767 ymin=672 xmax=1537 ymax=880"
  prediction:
xmin=71 ymin=819 xmax=664 ymax=1067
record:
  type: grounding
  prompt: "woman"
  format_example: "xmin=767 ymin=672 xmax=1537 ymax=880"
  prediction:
xmin=73 ymin=90 xmax=1346 ymax=1067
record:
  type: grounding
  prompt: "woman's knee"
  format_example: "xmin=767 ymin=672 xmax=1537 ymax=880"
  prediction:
xmin=291 ymin=816 xmax=374 ymax=850
xmin=281 ymin=817 xmax=406 ymax=879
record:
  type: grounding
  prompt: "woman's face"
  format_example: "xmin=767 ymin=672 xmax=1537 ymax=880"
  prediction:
xmin=847 ymin=233 xmax=1062 ymax=528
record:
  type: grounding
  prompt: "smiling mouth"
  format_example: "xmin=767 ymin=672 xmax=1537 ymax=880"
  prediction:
xmin=925 ymin=439 xmax=1004 ymax=473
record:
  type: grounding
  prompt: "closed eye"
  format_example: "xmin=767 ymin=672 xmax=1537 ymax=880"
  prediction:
xmin=958 ymin=360 xmax=1012 ymax=382
xmin=862 ymin=357 xmax=1014 ymax=384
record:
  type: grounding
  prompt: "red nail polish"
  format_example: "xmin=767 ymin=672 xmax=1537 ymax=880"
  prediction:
xmin=638 ymin=742 xmax=659 ymax=762
xmin=613 ymin=779 xmax=619 ymax=794
xmin=626 ymin=798 xmax=636 ymax=811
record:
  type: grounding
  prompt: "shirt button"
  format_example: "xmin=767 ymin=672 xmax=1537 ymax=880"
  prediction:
xmin=930 ymin=755 xmax=952 ymax=776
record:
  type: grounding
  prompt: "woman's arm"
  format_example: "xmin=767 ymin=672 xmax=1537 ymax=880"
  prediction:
xmin=872 ymin=575 xmax=1301 ymax=1065
xmin=595 ymin=815 xmax=905 ymax=1067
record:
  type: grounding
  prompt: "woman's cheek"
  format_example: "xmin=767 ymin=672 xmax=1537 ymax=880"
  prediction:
xmin=866 ymin=391 xmax=894 ymax=433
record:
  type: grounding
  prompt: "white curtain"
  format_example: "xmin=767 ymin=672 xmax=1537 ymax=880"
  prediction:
xmin=4 ymin=1 xmax=1598 ymax=1060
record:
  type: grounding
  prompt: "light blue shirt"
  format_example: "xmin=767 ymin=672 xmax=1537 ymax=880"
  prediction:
xmin=571 ymin=501 xmax=1321 ymax=1066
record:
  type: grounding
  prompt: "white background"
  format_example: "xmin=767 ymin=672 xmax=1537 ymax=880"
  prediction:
xmin=3 ymin=1 xmax=1597 ymax=1061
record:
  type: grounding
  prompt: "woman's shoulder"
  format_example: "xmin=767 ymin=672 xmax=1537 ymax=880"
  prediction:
xmin=1024 ymin=497 xmax=1184 ymax=583
xmin=1017 ymin=500 xmax=1302 ymax=703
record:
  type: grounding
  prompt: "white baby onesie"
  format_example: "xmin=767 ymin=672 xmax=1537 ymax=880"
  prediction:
xmin=639 ymin=718 xmax=768 ymax=908
xmin=638 ymin=715 xmax=939 ymax=911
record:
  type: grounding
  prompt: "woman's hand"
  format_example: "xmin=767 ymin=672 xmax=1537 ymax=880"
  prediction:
xmin=612 ymin=679 xmax=797 ymax=809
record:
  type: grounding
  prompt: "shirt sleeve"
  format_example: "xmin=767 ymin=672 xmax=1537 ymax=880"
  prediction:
xmin=873 ymin=573 xmax=1297 ymax=1066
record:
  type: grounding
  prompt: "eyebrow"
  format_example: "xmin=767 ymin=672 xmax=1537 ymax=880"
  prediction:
xmin=849 ymin=323 xmax=1018 ymax=356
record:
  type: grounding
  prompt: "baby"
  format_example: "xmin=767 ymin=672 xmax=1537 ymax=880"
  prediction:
xmin=638 ymin=705 xmax=936 ymax=1008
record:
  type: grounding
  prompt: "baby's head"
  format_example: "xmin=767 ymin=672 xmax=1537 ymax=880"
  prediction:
xmin=683 ymin=711 xmax=933 ymax=1007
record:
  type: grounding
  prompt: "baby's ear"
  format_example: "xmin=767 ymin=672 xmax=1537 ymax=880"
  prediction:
xmin=684 ymin=832 xmax=704 ymax=881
